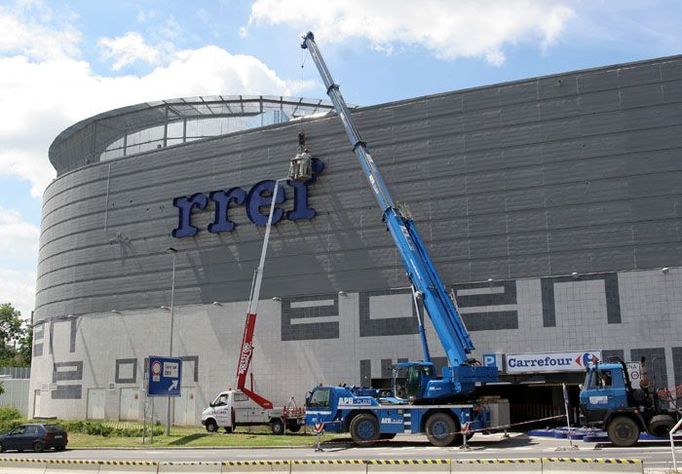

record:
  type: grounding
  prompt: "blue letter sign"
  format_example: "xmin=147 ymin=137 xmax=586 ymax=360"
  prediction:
xmin=172 ymin=158 xmax=324 ymax=238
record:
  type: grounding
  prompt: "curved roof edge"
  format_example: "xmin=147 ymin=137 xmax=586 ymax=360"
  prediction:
xmin=48 ymin=95 xmax=337 ymax=175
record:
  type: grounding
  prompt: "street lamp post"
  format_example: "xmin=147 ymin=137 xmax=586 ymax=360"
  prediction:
xmin=165 ymin=247 xmax=177 ymax=436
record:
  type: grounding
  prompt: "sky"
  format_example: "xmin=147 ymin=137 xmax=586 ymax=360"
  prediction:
xmin=1 ymin=0 xmax=681 ymax=319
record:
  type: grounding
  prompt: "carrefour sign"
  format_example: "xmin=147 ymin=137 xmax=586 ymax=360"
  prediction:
xmin=172 ymin=159 xmax=324 ymax=238
xmin=505 ymin=351 xmax=601 ymax=374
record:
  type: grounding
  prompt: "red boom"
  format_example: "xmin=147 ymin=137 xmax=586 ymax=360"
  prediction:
xmin=235 ymin=312 xmax=273 ymax=409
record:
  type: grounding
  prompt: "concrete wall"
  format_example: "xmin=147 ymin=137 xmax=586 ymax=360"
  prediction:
xmin=0 ymin=379 xmax=30 ymax=417
xmin=30 ymin=54 xmax=682 ymax=421
xmin=28 ymin=267 xmax=682 ymax=423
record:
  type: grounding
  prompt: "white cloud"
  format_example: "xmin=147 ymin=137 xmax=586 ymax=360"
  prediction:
xmin=0 ymin=268 xmax=36 ymax=320
xmin=0 ymin=2 xmax=80 ymax=60
xmin=98 ymin=32 xmax=162 ymax=70
xmin=0 ymin=207 xmax=39 ymax=262
xmin=247 ymin=0 xmax=574 ymax=64
xmin=0 ymin=9 xmax=311 ymax=200
xmin=0 ymin=207 xmax=39 ymax=319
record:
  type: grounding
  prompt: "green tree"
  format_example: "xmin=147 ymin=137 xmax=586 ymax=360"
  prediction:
xmin=0 ymin=303 xmax=29 ymax=366
xmin=17 ymin=324 xmax=32 ymax=366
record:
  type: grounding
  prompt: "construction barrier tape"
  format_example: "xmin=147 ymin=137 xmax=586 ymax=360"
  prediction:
xmin=222 ymin=460 xmax=289 ymax=466
xmin=454 ymin=459 xmax=541 ymax=464
xmin=365 ymin=459 xmax=449 ymax=464
xmin=0 ymin=457 xmax=643 ymax=466
xmin=0 ymin=459 xmax=158 ymax=465
xmin=543 ymin=458 xmax=642 ymax=464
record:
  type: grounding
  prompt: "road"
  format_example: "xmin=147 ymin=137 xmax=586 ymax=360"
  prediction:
xmin=0 ymin=434 xmax=679 ymax=472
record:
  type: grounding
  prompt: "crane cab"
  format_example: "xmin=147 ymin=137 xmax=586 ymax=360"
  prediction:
xmin=393 ymin=362 xmax=436 ymax=402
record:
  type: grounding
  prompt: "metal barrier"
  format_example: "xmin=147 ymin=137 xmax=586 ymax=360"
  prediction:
xmin=670 ymin=416 xmax=682 ymax=471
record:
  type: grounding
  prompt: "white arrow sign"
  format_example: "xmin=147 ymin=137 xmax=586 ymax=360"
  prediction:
xmin=168 ymin=380 xmax=178 ymax=392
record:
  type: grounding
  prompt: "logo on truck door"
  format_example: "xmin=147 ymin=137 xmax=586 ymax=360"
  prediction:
xmin=338 ymin=397 xmax=372 ymax=406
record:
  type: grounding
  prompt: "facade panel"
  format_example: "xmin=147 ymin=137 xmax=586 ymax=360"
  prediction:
xmin=30 ymin=55 xmax=682 ymax=422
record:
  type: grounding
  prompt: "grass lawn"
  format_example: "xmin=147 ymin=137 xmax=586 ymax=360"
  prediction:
xmin=68 ymin=424 xmax=348 ymax=448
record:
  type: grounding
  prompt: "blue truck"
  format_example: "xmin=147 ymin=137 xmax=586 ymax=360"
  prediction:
xmin=579 ymin=358 xmax=680 ymax=446
xmin=298 ymin=32 xmax=499 ymax=447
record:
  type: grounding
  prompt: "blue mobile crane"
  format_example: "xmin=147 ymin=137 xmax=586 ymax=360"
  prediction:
xmin=298 ymin=32 xmax=499 ymax=447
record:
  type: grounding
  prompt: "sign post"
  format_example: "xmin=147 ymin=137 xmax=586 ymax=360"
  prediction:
xmin=147 ymin=356 xmax=182 ymax=397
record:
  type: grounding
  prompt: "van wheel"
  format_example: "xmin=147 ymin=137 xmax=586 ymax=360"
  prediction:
xmin=607 ymin=416 xmax=640 ymax=447
xmin=349 ymin=413 xmax=380 ymax=445
xmin=271 ymin=419 xmax=285 ymax=435
xmin=224 ymin=426 xmax=233 ymax=434
xmin=425 ymin=412 xmax=457 ymax=447
xmin=205 ymin=419 xmax=218 ymax=433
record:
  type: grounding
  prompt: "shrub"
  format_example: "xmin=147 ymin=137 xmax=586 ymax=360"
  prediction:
xmin=0 ymin=407 xmax=24 ymax=433
xmin=0 ymin=407 xmax=22 ymax=422
xmin=58 ymin=420 xmax=163 ymax=437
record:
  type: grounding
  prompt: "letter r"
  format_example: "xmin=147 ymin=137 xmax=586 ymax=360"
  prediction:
xmin=172 ymin=193 xmax=209 ymax=238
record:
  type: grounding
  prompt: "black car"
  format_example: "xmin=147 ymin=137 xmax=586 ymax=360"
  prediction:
xmin=0 ymin=424 xmax=68 ymax=452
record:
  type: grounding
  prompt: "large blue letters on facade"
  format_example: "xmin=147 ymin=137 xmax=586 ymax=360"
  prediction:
xmin=172 ymin=158 xmax=324 ymax=238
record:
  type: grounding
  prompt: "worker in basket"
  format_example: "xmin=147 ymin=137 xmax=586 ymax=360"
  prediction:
xmin=289 ymin=148 xmax=313 ymax=181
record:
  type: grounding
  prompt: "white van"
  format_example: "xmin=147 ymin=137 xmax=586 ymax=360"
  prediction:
xmin=201 ymin=390 xmax=304 ymax=435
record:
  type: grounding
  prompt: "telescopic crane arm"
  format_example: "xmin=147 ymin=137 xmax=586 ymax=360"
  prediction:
xmin=302 ymin=32 xmax=497 ymax=397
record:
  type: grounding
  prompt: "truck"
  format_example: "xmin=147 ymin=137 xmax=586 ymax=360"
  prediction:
xmin=579 ymin=358 xmax=681 ymax=446
xmin=299 ymin=32 xmax=500 ymax=447
xmin=201 ymin=179 xmax=305 ymax=435
xmin=202 ymin=389 xmax=304 ymax=435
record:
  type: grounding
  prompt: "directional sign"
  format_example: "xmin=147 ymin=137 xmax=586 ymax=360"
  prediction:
xmin=147 ymin=356 xmax=182 ymax=397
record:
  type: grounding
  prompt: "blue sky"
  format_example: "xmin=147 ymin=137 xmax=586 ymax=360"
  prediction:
xmin=0 ymin=0 xmax=681 ymax=318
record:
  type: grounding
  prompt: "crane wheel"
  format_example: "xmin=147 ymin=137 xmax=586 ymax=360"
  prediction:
xmin=349 ymin=413 xmax=380 ymax=445
xmin=607 ymin=416 xmax=640 ymax=447
xmin=649 ymin=414 xmax=676 ymax=437
xmin=425 ymin=412 xmax=458 ymax=447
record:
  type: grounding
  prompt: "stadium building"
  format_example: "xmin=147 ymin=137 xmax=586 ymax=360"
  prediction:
xmin=30 ymin=55 xmax=682 ymax=424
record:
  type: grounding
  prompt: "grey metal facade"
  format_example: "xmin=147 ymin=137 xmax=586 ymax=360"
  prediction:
xmin=37 ymin=54 xmax=682 ymax=322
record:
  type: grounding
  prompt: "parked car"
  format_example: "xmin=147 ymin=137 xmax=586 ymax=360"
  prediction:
xmin=0 ymin=424 xmax=68 ymax=452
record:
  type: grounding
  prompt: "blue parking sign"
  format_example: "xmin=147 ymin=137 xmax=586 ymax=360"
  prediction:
xmin=147 ymin=356 xmax=182 ymax=397
xmin=483 ymin=353 xmax=498 ymax=368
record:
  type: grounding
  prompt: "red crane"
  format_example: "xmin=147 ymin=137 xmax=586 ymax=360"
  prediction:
xmin=233 ymin=179 xmax=283 ymax=409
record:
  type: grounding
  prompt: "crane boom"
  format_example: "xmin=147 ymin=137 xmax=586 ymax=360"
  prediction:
xmin=302 ymin=32 xmax=497 ymax=398
xmin=234 ymin=179 xmax=283 ymax=409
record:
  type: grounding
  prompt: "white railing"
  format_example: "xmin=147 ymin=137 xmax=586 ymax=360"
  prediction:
xmin=670 ymin=416 xmax=682 ymax=471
